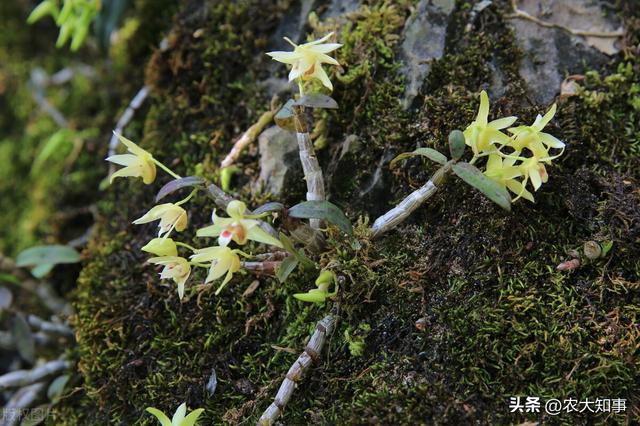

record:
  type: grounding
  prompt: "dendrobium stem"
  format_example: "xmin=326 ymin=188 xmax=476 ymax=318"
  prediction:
xmin=370 ymin=161 xmax=453 ymax=238
xmin=293 ymin=105 xmax=325 ymax=229
xmin=241 ymin=261 xmax=281 ymax=275
xmin=258 ymin=313 xmax=337 ymax=426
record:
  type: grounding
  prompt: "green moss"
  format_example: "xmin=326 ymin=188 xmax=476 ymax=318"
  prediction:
xmin=57 ymin=0 xmax=640 ymax=424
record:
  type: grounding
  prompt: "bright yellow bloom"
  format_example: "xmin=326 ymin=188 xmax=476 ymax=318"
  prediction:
xmin=484 ymin=154 xmax=534 ymax=202
xmin=148 ymin=256 xmax=191 ymax=300
xmin=133 ymin=203 xmax=188 ymax=238
xmin=190 ymin=246 xmax=241 ymax=294
xmin=142 ymin=238 xmax=178 ymax=257
xmin=196 ymin=200 xmax=283 ymax=248
xmin=106 ymin=132 xmax=156 ymax=184
xmin=146 ymin=402 xmax=205 ymax=426
xmin=267 ymin=33 xmax=341 ymax=91
xmin=507 ymin=103 xmax=565 ymax=158
xmin=463 ymin=91 xmax=517 ymax=155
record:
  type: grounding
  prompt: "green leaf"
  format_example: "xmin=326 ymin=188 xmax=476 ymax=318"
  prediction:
xmin=16 ymin=245 xmax=81 ymax=269
xmin=390 ymin=147 xmax=448 ymax=168
xmin=601 ymin=241 xmax=613 ymax=257
xmin=27 ymin=1 xmax=59 ymax=24
xmin=293 ymin=289 xmax=329 ymax=303
xmin=293 ymin=94 xmax=338 ymax=109
xmin=276 ymin=256 xmax=299 ymax=283
xmin=253 ymin=202 xmax=285 ymax=215
xmin=32 ymin=129 xmax=73 ymax=173
xmin=0 ymin=273 xmax=19 ymax=284
xmin=274 ymin=99 xmax=296 ymax=131
xmin=12 ymin=314 xmax=35 ymax=364
xmin=31 ymin=263 xmax=55 ymax=278
xmin=220 ymin=167 xmax=239 ymax=192
xmin=288 ymin=200 xmax=353 ymax=234
xmin=47 ymin=374 xmax=70 ymax=402
xmin=156 ymin=176 xmax=205 ymax=202
xmin=452 ymin=162 xmax=511 ymax=211
xmin=278 ymin=233 xmax=314 ymax=269
xmin=448 ymin=130 xmax=466 ymax=160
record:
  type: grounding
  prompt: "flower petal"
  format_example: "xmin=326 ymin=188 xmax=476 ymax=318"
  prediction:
xmin=105 ymin=154 xmax=139 ymax=166
xmin=310 ymin=43 xmax=342 ymax=54
xmin=172 ymin=403 xmax=187 ymax=425
xmin=266 ymin=51 xmax=301 ymax=64
xmin=489 ymin=116 xmax=517 ymax=130
xmin=312 ymin=64 xmax=333 ymax=90
xmin=539 ymin=132 xmax=565 ymax=149
xmin=246 ymin=225 xmax=284 ymax=248
xmin=477 ymin=90 xmax=489 ymax=126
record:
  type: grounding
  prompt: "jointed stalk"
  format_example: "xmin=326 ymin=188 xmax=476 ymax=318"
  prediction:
xmin=293 ymin=105 xmax=325 ymax=229
xmin=258 ymin=313 xmax=336 ymax=425
xmin=370 ymin=161 xmax=453 ymax=238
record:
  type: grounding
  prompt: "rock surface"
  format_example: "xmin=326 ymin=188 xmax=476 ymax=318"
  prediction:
xmin=254 ymin=125 xmax=300 ymax=197
xmin=398 ymin=0 xmax=456 ymax=109
xmin=507 ymin=0 xmax=624 ymax=104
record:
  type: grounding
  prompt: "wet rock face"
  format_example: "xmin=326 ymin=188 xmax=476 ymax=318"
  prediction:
xmin=508 ymin=0 xmax=624 ymax=104
xmin=398 ymin=0 xmax=456 ymax=109
xmin=254 ymin=126 xmax=301 ymax=197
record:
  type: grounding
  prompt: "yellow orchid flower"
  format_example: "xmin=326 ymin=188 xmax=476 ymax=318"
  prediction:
xmin=142 ymin=238 xmax=178 ymax=257
xmin=106 ymin=132 xmax=157 ymax=184
xmin=190 ymin=246 xmax=241 ymax=294
xmin=196 ymin=200 xmax=283 ymax=248
xmin=518 ymin=157 xmax=549 ymax=195
xmin=484 ymin=154 xmax=534 ymax=202
xmin=463 ymin=91 xmax=517 ymax=155
xmin=133 ymin=203 xmax=188 ymax=238
xmin=148 ymin=256 xmax=191 ymax=300
xmin=146 ymin=402 xmax=205 ymax=426
xmin=266 ymin=32 xmax=342 ymax=91
xmin=507 ymin=103 xmax=565 ymax=158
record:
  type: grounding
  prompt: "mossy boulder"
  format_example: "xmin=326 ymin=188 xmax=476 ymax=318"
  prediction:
xmin=26 ymin=0 xmax=639 ymax=424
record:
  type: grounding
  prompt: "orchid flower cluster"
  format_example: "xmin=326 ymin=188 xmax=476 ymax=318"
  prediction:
xmin=105 ymin=33 xmax=345 ymax=303
xmin=106 ymin=133 xmax=283 ymax=300
xmin=463 ymin=91 xmax=565 ymax=202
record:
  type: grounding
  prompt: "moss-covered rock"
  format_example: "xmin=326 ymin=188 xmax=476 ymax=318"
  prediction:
xmin=35 ymin=0 xmax=640 ymax=424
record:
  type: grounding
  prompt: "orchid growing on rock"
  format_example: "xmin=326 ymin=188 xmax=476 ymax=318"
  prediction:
xmin=372 ymin=90 xmax=566 ymax=237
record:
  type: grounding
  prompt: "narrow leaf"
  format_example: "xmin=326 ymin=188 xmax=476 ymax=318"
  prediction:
xmin=12 ymin=314 xmax=35 ymax=363
xmin=293 ymin=94 xmax=338 ymax=109
xmin=390 ymin=147 xmax=448 ymax=168
xmin=278 ymin=233 xmax=314 ymax=269
xmin=452 ymin=162 xmax=511 ymax=211
xmin=16 ymin=245 xmax=80 ymax=268
xmin=253 ymin=202 xmax=285 ymax=215
xmin=31 ymin=263 xmax=55 ymax=278
xmin=276 ymin=256 xmax=299 ymax=283
xmin=156 ymin=176 xmax=205 ymax=202
xmin=274 ymin=99 xmax=296 ymax=131
xmin=47 ymin=375 xmax=70 ymax=401
xmin=288 ymin=200 xmax=353 ymax=234
xmin=293 ymin=289 xmax=328 ymax=303
xmin=0 ymin=273 xmax=19 ymax=284
xmin=448 ymin=130 xmax=466 ymax=160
